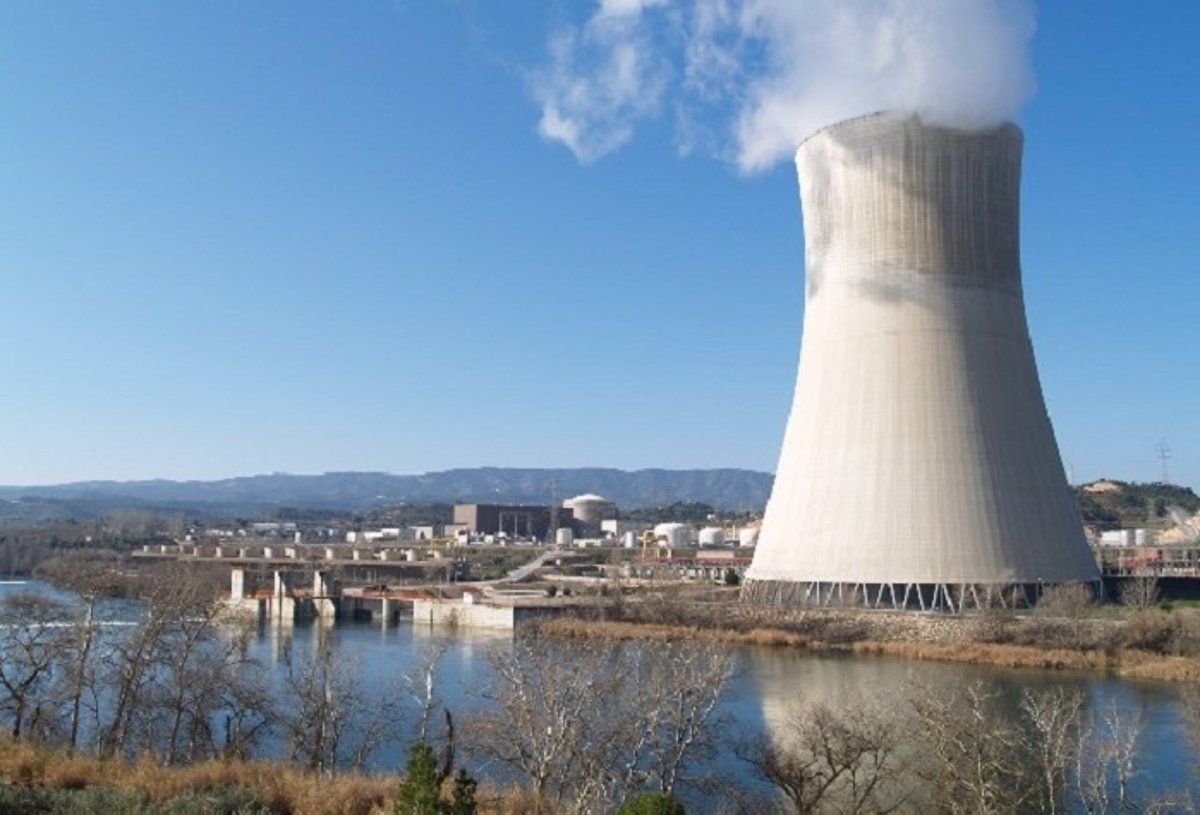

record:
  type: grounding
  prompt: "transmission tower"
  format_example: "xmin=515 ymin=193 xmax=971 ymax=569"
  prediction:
xmin=1156 ymin=439 xmax=1172 ymax=484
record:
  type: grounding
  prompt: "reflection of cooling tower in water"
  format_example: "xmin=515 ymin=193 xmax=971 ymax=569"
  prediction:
xmin=745 ymin=113 xmax=1099 ymax=610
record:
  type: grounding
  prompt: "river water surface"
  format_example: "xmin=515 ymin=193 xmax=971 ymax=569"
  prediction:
xmin=1 ymin=579 xmax=1194 ymax=810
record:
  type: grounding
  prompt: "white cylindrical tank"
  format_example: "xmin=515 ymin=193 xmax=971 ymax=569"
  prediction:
xmin=555 ymin=527 xmax=575 ymax=547
xmin=698 ymin=527 xmax=725 ymax=547
xmin=738 ymin=527 xmax=760 ymax=548
xmin=621 ymin=531 xmax=637 ymax=549
xmin=654 ymin=523 xmax=691 ymax=548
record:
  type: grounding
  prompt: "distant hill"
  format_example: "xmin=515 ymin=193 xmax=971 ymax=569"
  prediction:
xmin=1075 ymin=479 xmax=1200 ymax=529
xmin=0 ymin=468 xmax=774 ymax=519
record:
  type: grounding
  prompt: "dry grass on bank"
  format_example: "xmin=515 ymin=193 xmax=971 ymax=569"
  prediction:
xmin=0 ymin=739 xmax=394 ymax=815
xmin=0 ymin=739 xmax=546 ymax=815
xmin=539 ymin=614 xmax=1200 ymax=683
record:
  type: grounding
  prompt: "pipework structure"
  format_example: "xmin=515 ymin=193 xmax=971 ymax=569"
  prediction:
xmin=744 ymin=112 xmax=1099 ymax=611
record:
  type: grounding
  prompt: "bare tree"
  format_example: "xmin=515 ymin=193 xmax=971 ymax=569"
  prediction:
xmin=1076 ymin=700 xmax=1143 ymax=815
xmin=280 ymin=637 xmax=401 ymax=774
xmin=0 ymin=594 xmax=71 ymax=741
xmin=1020 ymin=687 xmax=1084 ymax=815
xmin=473 ymin=632 xmax=733 ymax=813
xmin=98 ymin=568 xmax=216 ymax=757
xmin=1037 ymin=583 xmax=1096 ymax=618
xmin=474 ymin=633 xmax=613 ymax=811
xmin=632 ymin=640 xmax=734 ymax=795
xmin=152 ymin=615 xmax=272 ymax=765
xmin=38 ymin=553 xmax=120 ymax=751
xmin=747 ymin=699 xmax=910 ymax=814
xmin=404 ymin=640 xmax=450 ymax=744
xmin=911 ymin=681 xmax=1033 ymax=814
xmin=1119 ymin=576 xmax=1161 ymax=611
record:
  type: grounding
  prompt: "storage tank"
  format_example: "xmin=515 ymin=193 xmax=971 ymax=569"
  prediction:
xmin=737 ymin=527 xmax=760 ymax=548
xmin=554 ymin=527 xmax=575 ymax=547
xmin=745 ymin=113 xmax=1099 ymax=610
xmin=698 ymin=527 xmax=725 ymax=547
xmin=654 ymin=523 xmax=691 ymax=548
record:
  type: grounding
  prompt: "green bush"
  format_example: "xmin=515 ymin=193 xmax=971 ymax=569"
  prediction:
xmin=395 ymin=742 xmax=477 ymax=815
xmin=617 ymin=791 xmax=686 ymax=815
xmin=0 ymin=783 xmax=156 ymax=814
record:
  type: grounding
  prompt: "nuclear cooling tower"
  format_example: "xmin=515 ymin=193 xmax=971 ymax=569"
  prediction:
xmin=744 ymin=112 xmax=1099 ymax=611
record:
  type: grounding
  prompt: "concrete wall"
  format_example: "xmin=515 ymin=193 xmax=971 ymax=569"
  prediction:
xmin=412 ymin=599 xmax=516 ymax=630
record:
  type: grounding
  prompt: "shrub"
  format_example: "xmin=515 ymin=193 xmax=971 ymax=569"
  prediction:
xmin=447 ymin=769 xmax=477 ymax=815
xmin=1125 ymin=610 xmax=1177 ymax=654
xmin=1171 ymin=610 xmax=1200 ymax=657
xmin=970 ymin=608 xmax=1015 ymax=644
xmin=394 ymin=742 xmax=476 ymax=815
xmin=164 ymin=786 xmax=268 ymax=814
xmin=1036 ymin=583 xmax=1095 ymax=618
xmin=0 ymin=783 xmax=156 ymax=814
xmin=617 ymin=791 xmax=686 ymax=815
xmin=395 ymin=743 xmax=443 ymax=815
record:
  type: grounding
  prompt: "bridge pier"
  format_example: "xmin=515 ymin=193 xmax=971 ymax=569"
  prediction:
xmin=272 ymin=571 xmax=295 ymax=624
xmin=312 ymin=571 xmax=337 ymax=621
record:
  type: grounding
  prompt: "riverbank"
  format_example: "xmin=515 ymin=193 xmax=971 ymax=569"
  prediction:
xmin=540 ymin=601 xmax=1200 ymax=682
xmin=0 ymin=739 xmax=536 ymax=815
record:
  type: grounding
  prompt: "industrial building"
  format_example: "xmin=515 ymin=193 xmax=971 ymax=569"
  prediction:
xmin=452 ymin=503 xmax=571 ymax=541
xmin=745 ymin=113 xmax=1100 ymax=610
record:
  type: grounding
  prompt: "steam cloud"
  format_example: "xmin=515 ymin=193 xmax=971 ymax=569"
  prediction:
xmin=532 ymin=0 xmax=1037 ymax=173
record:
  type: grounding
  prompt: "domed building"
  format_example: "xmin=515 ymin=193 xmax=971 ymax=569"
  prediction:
xmin=563 ymin=493 xmax=618 ymax=532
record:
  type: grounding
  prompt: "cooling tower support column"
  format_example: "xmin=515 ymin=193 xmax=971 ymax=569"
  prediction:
xmin=744 ymin=113 xmax=1099 ymax=609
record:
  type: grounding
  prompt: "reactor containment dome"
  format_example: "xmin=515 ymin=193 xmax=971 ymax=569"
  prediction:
xmin=743 ymin=112 xmax=1099 ymax=612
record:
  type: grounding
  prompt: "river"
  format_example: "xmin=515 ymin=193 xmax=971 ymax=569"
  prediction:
xmin=0 ymin=579 xmax=1194 ymax=810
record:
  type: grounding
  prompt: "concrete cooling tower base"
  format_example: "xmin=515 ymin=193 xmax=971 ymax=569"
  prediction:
xmin=742 ymin=579 xmax=1075 ymax=613
xmin=744 ymin=113 xmax=1100 ymax=610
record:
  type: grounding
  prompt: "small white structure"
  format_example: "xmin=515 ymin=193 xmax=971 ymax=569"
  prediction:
xmin=555 ymin=527 xmax=575 ymax=547
xmin=698 ymin=527 xmax=726 ymax=547
xmin=1099 ymin=529 xmax=1155 ymax=547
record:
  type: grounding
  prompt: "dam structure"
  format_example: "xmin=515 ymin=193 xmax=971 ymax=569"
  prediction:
xmin=744 ymin=112 xmax=1099 ymax=611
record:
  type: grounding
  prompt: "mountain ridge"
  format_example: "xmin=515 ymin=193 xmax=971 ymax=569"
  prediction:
xmin=0 ymin=467 xmax=774 ymax=515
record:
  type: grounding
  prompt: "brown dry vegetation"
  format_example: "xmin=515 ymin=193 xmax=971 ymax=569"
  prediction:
xmin=0 ymin=738 xmax=394 ymax=815
xmin=0 ymin=739 xmax=549 ymax=815
xmin=541 ymin=599 xmax=1200 ymax=683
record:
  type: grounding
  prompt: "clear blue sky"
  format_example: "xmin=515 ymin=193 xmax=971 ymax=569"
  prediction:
xmin=1 ymin=2 xmax=1196 ymax=487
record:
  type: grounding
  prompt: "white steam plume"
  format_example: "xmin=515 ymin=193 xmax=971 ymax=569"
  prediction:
xmin=532 ymin=0 xmax=1037 ymax=173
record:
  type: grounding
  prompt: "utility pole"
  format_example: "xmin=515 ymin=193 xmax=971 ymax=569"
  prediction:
xmin=1156 ymin=440 xmax=1172 ymax=484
